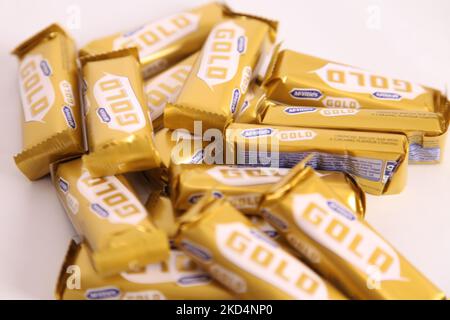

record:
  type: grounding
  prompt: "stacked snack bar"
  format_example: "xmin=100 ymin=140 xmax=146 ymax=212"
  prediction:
xmin=12 ymin=2 xmax=447 ymax=300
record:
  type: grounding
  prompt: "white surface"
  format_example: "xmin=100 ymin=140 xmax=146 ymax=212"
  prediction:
xmin=0 ymin=0 xmax=449 ymax=299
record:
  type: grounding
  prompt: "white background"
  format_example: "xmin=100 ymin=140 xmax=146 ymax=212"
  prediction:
xmin=0 ymin=0 xmax=449 ymax=299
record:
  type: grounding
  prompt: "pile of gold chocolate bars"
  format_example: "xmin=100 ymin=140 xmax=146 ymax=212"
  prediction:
xmin=12 ymin=2 xmax=448 ymax=300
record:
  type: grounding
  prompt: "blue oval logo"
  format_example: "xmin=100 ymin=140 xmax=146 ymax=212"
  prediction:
xmin=230 ymin=88 xmax=240 ymax=113
xmin=97 ymin=107 xmax=111 ymax=123
xmin=58 ymin=178 xmax=69 ymax=193
xmin=283 ymin=107 xmax=317 ymax=114
xmin=63 ymin=106 xmax=76 ymax=129
xmin=237 ymin=36 xmax=246 ymax=53
xmin=188 ymin=191 xmax=222 ymax=204
xmin=178 ymin=274 xmax=211 ymax=286
xmin=187 ymin=193 xmax=204 ymax=204
xmin=290 ymin=89 xmax=322 ymax=100
xmin=241 ymin=128 xmax=273 ymax=138
xmin=327 ymin=200 xmax=355 ymax=221
xmin=180 ymin=240 xmax=212 ymax=262
xmin=91 ymin=203 xmax=109 ymax=218
xmin=40 ymin=60 xmax=52 ymax=76
xmin=86 ymin=287 xmax=120 ymax=300
xmin=373 ymin=92 xmax=402 ymax=100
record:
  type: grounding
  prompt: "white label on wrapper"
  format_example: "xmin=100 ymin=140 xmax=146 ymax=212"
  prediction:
xmin=216 ymin=222 xmax=330 ymax=299
xmin=77 ymin=170 xmax=147 ymax=225
xmin=292 ymin=193 xmax=405 ymax=282
xmin=206 ymin=166 xmax=289 ymax=186
xmin=144 ymin=63 xmax=192 ymax=120
xmin=18 ymin=54 xmax=55 ymax=122
xmin=121 ymin=250 xmax=211 ymax=287
xmin=314 ymin=63 xmax=425 ymax=100
xmin=93 ymin=73 xmax=146 ymax=133
xmin=113 ymin=12 xmax=200 ymax=60
xmin=197 ymin=21 xmax=246 ymax=88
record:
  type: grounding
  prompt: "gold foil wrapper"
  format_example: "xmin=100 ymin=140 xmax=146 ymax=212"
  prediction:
xmin=81 ymin=48 xmax=161 ymax=177
xmin=235 ymin=84 xmax=267 ymax=124
xmin=80 ymin=3 xmax=226 ymax=79
xmin=225 ymin=122 xmax=408 ymax=195
xmin=260 ymin=100 xmax=449 ymax=164
xmin=264 ymin=49 xmax=445 ymax=112
xmin=55 ymin=240 xmax=233 ymax=300
xmin=170 ymin=164 xmax=365 ymax=217
xmin=260 ymin=162 xmax=445 ymax=299
xmin=51 ymin=158 xmax=169 ymax=276
xmin=164 ymin=14 xmax=278 ymax=133
xmin=174 ymin=193 xmax=347 ymax=299
xmin=144 ymin=52 xmax=198 ymax=130
xmin=12 ymin=24 xmax=84 ymax=180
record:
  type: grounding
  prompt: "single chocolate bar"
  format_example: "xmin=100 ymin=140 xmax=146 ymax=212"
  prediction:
xmin=12 ymin=24 xmax=84 ymax=180
xmin=51 ymin=158 xmax=169 ymax=276
xmin=175 ymin=193 xmax=347 ymax=299
xmin=170 ymin=164 xmax=365 ymax=217
xmin=80 ymin=2 xmax=227 ymax=78
xmin=264 ymin=49 xmax=446 ymax=112
xmin=225 ymin=123 xmax=408 ymax=195
xmin=260 ymin=161 xmax=446 ymax=299
xmin=55 ymin=240 xmax=234 ymax=300
xmin=80 ymin=48 xmax=161 ymax=177
xmin=164 ymin=13 xmax=278 ymax=133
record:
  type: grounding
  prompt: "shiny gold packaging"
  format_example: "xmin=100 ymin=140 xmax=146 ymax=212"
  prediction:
xmin=144 ymin=53 xmax=198 ymax=130
xmin=146 ymin=128 xmax=207 ymax=188
xmin=264 ymin=49 xmax=446 ymax=112
xmin=225 ymin=123 xmax=408 ymax=195
xmin=260 ymin=161 xmax=446 ymax=300
xmin=80 ymin=3 xmax=227 ymax=78
xmin=175 ymin=194 xmax=347 ymax=299
xmin=164 ymin=14 xmax=278 ymax=133
xmin=260 ymin=101 xmax=449 ymax=164
xmin=12 ymin=24 xmax=84 ymax=180
xmin=153 ymin=128 xmax=205 ymax=170
xmin=51 ymin=158 xmax=169 ymax=276
xmin=235 ymin=84 xmax=267 ymax=124
xmin=170 ymin=164 xmax=365 ymax=217
xmin=56 ymin=240 xmax=233 ymax=300
xmin=146 ymin=191 xmax=179 ymax=239
xmin=81 ymin=48 xmax=161 ymax=177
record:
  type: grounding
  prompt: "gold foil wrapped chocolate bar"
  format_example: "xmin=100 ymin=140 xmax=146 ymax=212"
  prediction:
xmin=80 ymin=3 xmax=227 ymax=78
xmin=175 ymin=193 xmax=347 ymax=300
xmin=259 ymin=101 xmax=449 ymax=164
xmin=260 ymin=161 xmax=446 ymax=299
xmin=170 ymin=164 xmax=365 ymax=217
xmin=51 ymin=158 xmax=169 ymax=276
xmin=226 ymin=123 xmax=408 ymax=195
xmin=144 ymin=53 xmax=198 ymax=130
xmin=264 ymin=50 xmax=445 ymax=112
xmin=56 ymin=240 xmax=234 ymax=300
xmin=81 ymin=48 xmax=161 ymax=177
xmin=12 ymin=24 xmax=84 ymax=180
xmin=164 ymin=13 xmax=278 ymax=133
